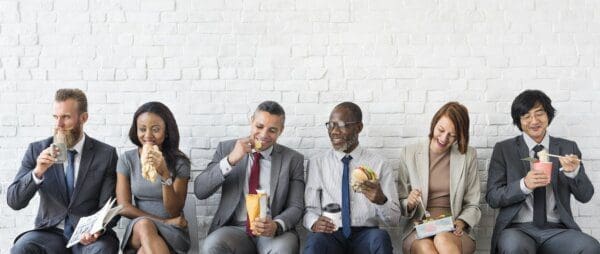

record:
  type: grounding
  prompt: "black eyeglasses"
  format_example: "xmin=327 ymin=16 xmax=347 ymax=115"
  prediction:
xmin=325 ymin=121 xmax=359 ymax=130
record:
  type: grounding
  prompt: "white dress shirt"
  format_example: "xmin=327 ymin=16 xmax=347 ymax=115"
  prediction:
xmin=515 ymin=133 xmax=579 ymax=224
xmin=32 ymin=134 xmax=85 ymax=230
xmin=303 ymin=145 xmax=401 ymax=231
xmin=218 ymin=145 xmax=289 ymax=230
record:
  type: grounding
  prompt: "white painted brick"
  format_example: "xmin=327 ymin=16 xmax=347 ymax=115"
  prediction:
xmin=1 ymin=2 xmax=600 ymax=251
xmin=148 ymin=69 xmax=181 ymax=80
xmin=369 ymin=103 xmax=405 ymax=114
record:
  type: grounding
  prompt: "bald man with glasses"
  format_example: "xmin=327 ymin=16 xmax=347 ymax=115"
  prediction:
xmin=303 ymin=102 xmax=400 ymax=254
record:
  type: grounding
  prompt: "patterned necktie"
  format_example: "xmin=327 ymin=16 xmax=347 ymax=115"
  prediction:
xmin=246 ymin=152 xmax=262 ymax=235
xmin=532 ymin=144 xmax=547 ymax=227
xmin=64 ymin=149 xmax=77 ymax=239
xmin=341 ymin=155 xmax=353 ymax=238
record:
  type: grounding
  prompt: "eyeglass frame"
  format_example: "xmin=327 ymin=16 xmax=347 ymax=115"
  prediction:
xmin=520 ymin=110 xmax=548 ymax=123
xmin=325 ymin=121 xmax=360 ymax=130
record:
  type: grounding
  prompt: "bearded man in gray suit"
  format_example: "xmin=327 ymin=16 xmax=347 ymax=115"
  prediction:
xmin=7 ymin=88 xmax=119 ymax=254
xmin=486 ymin=89 xmax=600 ymax=254
xmin=195 ymin=101 xmax=305 ymax=254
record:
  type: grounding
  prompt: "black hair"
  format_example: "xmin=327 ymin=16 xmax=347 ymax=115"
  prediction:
xmin=129 ymin=101 xmax=190 ymax=171
xmin=334 ymin=102 xmax=363 ymax=122
xmin=511 ymin=90 xmax=556 ymax=131
xmin=255 ymin=101 xmax=286 ymax=124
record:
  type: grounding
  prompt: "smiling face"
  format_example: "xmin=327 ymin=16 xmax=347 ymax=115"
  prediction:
xmin=520 ymin=103 xmax=548 ymax=143
xmin=53 ymin=98 xmax=87 ymax=148
xmin=250 ymin=111 xmax=284 ymax=151
xmin=429 ymin=115 xmax=457 ymax=154
xmin=136 ymin=112 xmax=166 ymax=147
xmin=328 ymin=107 xmax=363 ymax=153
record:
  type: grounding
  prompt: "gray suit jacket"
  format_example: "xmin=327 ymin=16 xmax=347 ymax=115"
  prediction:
xmin=486 ymin=135 xmax=594 ymax=254
xmin=7 ymin=135 xmax=118 ymax=239
xmin=399 ymin=141 xmax=480 ymax=241
xmin=194 ymin=139 xmax=305 ymax=234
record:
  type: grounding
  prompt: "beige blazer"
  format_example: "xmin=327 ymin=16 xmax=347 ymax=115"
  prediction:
xmin=398 ymin=140 xmax=481 ymax=241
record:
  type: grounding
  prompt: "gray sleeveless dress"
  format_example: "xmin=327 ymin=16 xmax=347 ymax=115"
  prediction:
xmin=117 ymin=149 xmax=191 ymax=254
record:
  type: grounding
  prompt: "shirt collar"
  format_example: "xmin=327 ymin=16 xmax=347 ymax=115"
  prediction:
xmin=71 ymin=134 xmax=85 ymax=155
xmin=333 ymin=145 xmax=363 ymax=161
xmin=522 ymin=132 xmax=549 ymax=152
xmin=253 ymin=143 xmax=274 ymax=160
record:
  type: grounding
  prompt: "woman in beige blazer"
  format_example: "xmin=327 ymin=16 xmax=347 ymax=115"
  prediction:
xmin=399 ymin=102 xmax=481 ymax=254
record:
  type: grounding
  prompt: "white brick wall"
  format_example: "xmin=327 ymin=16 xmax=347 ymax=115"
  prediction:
xmin=1 ymin=0 xmax=600 ymax=253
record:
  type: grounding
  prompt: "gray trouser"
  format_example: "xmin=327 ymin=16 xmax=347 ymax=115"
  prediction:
xmin=202 ymin=226 xmax=299 ymax=254
xmin=11 ymin=228 xmax=119 ymax=254
xmin=497 ymin=223 xmax=600 ymax=254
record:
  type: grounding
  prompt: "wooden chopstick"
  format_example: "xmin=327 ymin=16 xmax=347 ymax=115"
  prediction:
xmin=546 ymin=153 xmax=582 ymax=163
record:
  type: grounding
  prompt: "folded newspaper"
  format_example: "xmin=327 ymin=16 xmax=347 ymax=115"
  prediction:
xmin=66 ymin=197 xmax=123 ymax=248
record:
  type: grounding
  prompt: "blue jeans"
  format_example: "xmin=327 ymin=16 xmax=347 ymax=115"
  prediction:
xmin=304 ymin=227 xmax=392 ymax=254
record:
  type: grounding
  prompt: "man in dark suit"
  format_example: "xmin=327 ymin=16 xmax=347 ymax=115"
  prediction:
xmin=7 ymin=88 xmax=119 ymax=254
xmin=195 ymin=101 xmax=305 ymax=254
xmin=486 ymin=89 xmax=600 ymax=254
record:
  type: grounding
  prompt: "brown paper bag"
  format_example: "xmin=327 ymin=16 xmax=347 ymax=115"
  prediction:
xmin=246 ymin=192 xmax=267 ymax=231
xmin=246 ymin=194 xmax=260 ymax=231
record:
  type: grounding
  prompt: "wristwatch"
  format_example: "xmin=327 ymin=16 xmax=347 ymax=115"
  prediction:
xmin=161 ymin=177 xmax=173 ymax=186
xmin=274 ymin=221 xmax=284 ymax=236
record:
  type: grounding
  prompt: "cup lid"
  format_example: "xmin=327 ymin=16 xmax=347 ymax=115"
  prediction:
xmin=323 ymin=203 xmax=341 ymax=212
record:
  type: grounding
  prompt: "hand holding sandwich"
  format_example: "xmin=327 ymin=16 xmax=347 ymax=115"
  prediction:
xmin=351 ymin=166 xmax=387 ymax=205
xmin=360 ymin=180 xmax=387 ymax=205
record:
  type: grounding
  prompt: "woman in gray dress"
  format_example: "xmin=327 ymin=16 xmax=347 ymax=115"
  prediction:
xmin=116 ymin=101 xmax=191 ymax=254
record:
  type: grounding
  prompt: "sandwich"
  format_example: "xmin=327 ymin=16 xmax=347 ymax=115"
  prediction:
xmin=141 ymin=144 xmax=159 ymax=182
xmin=351 ymin=165 xmax=378 ymax=192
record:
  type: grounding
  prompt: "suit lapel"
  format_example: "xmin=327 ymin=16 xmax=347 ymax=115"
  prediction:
xmin=42 ymin=137 xmax=69 ymax=204
xmin=236 ymin=154 xmax=249 ymax=196
xmin=449 ymin=145 xmax=464 ymax=215
xmin=516 ymin=136 xmax=531 ymax=178
xmin=51 ymin=163 xmax=70 ymax=204
xmin=416 ymin=142 xmax=430 ymax=208
xmin=70 ymin=136 xmax=94 ymax=204
xmin=549 ymin=136 xmax=561 ymax=192
xmin=269 ymin=144 xmax=282 ymax=205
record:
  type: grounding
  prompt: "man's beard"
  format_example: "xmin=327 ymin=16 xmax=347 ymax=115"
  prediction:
xmin=332 ymin=137 xmax=356 ymax=153
xmin=54 ymin=122 xmax=83 ymax=148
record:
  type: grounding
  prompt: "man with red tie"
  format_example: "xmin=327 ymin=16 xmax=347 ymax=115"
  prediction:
xmin=195 ymin=101 xmax=305 ymax=254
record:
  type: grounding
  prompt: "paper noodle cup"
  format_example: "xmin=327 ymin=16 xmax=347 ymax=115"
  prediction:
xmin=533 ymin=161 xmax=552 ymax=184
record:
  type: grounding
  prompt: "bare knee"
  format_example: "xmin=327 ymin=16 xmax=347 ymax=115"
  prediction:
xmin=433 ymin=232 xmax=460 ymax=252
xmin=412 ymin=239 xmax=437 ymax=254
xmin=133 ymin=218 xmax=158 ymax=239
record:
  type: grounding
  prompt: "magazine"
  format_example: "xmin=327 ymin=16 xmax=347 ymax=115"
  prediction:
xmin=66 ymin=197 xmax=123 ymax=248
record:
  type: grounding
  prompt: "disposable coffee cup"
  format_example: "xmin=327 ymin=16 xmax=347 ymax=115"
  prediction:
xmin=323 ymin=203 xmax=342 ymax=229
xmin=51 ymin=143 xmax=67 ymax=164
xmin=533 ymin=161 xmax=552 ymax=184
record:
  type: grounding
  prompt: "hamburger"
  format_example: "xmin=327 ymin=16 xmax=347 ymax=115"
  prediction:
xmin=351 ymin=165 xmax=378 ymax=192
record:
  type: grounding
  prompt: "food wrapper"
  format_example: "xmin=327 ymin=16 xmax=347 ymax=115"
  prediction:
xmin=141 ymin=144 xmax=159 ymax=182
xmin=414 ymin=215 xmax=455 ymax=239
xmin=245 ymin=190 xmax=268 ymax=231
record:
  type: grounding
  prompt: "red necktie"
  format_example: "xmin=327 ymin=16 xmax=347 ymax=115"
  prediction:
xmin=248 ymin=152 xmax=261 ymax=194
xmin=246 ymin=152 xmax=262 ymax=235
